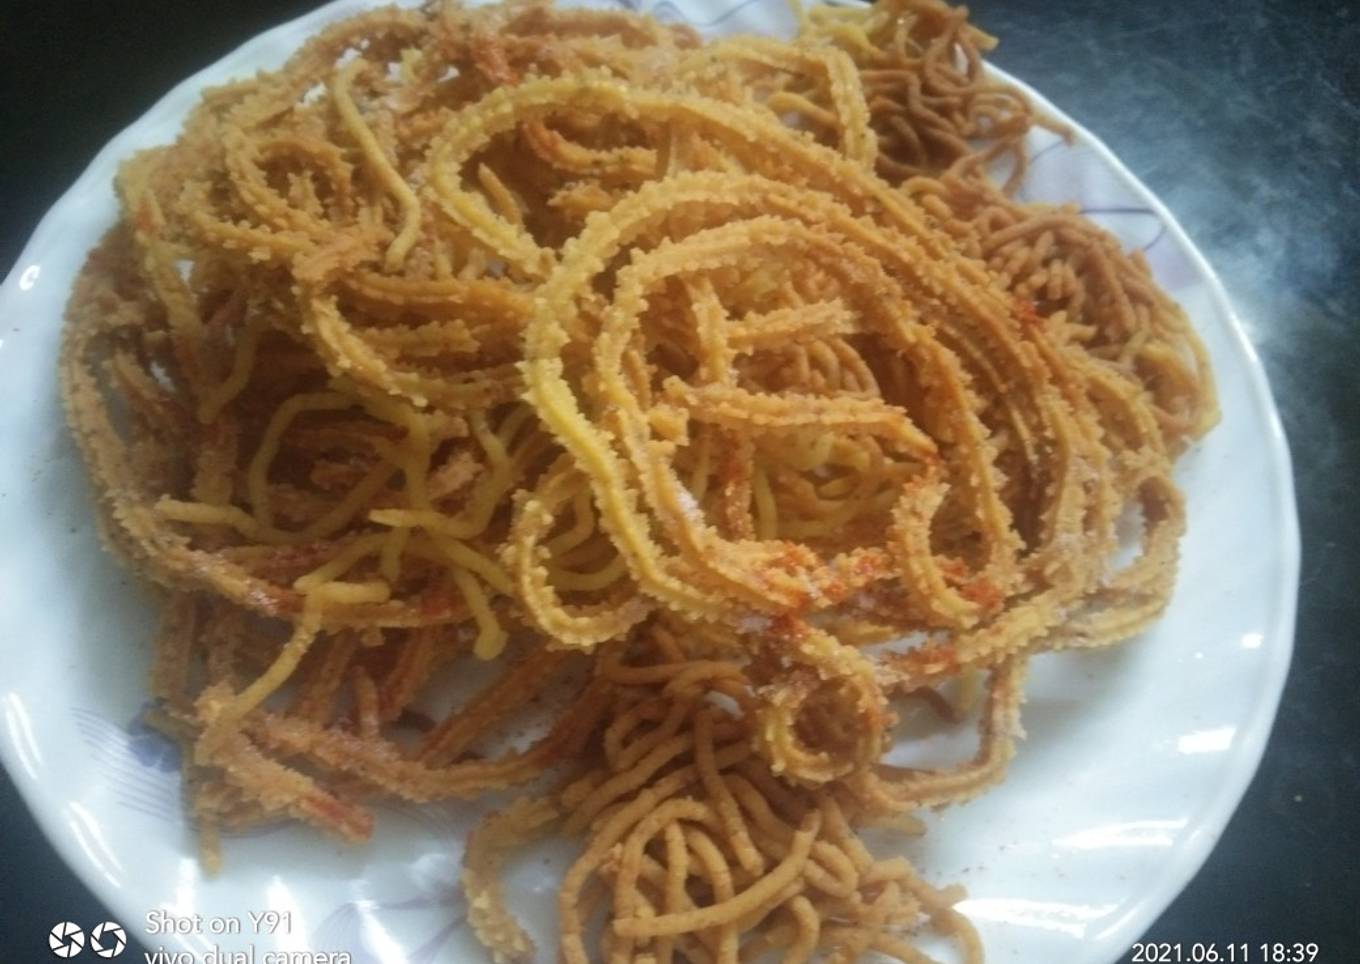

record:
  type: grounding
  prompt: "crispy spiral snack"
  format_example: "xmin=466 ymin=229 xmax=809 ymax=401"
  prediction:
xmin=61 ymin=0 xmax=1216 ymax=960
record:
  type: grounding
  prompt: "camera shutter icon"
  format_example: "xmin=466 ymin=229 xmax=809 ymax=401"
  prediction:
xmin=90 ymin=922 xmax=127 ymax=958
xmin=48 ymin=922 xmax=85 ymax=958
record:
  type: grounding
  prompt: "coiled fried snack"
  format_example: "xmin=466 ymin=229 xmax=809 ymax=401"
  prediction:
xmin=61 ymin=1 xmax=1216 ymax=960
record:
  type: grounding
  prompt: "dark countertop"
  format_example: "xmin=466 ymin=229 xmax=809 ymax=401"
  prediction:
xmin=2 ymin=0 xmax=1356 ymax=959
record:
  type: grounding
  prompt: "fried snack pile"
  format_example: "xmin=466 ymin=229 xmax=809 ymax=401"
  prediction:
xmin=61 ymin=0 xmax=1217 ymax=960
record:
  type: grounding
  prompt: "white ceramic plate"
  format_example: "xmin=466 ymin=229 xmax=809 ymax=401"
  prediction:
xmin=0 ymin=1 xmax=1299 ymax=961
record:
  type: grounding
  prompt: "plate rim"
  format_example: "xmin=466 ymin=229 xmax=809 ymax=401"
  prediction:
xmin=0 ymin=0 xmax=1301 ymax=959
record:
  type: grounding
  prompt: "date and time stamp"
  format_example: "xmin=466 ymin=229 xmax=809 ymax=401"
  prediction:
xmin=1129 ymin=944 xmax=1322 ymax=963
